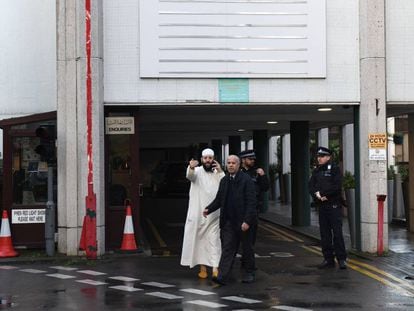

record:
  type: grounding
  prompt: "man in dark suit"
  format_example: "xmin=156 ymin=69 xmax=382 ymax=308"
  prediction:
xmin=203 ymin=155 xmax=257 ymax=284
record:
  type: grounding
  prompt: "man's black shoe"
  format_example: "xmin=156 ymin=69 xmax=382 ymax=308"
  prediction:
xmin=338 ymin=260 xmax=347 ymax=270
xmin=241 ymin=272 xmax=255 ymax=283
xmin=317 ymin=260 xmax=335 ymax=269
xmin=212 ymin=276 xmax=226 ymax=286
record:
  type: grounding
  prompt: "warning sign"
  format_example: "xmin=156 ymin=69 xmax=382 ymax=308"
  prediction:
xmin=368 ymin=133 xmax=387 ymax=149
xmin=11 ymin=209 xmax=46 ymax=224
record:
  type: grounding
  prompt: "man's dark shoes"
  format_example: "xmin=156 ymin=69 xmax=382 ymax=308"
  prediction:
xmin=338 ymin=260 xmax=347 ymax=270
xmin=212 ymin=276 xmax=226 ymax=286
xmin=241 ymin=272 xmax=255 ymax=283
xmin=317 ymin=260 xmax=335 ymax=269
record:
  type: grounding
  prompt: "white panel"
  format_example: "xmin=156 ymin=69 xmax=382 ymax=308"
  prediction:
xmin=0 ymin=0 xmax=56 ymax=115
xmin=386 ymin=0 xmax=414 ymax=101
xmin=140 ymin=0 xmax=326 ymax=78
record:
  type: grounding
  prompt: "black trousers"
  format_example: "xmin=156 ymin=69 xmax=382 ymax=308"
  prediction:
xmin=319 ymin=205 xmax=347 ymax=262
xmin=218 ymin=221 xmax=255 ymax=280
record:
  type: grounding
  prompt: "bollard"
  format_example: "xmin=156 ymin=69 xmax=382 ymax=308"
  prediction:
xmin=377 ymin=194 xmax=387 ymax=256
xmin=45 ymin=167 xmax=56 ymax=256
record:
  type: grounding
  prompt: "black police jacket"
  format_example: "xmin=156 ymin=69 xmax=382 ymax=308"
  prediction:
xmin=241 ymin=166 xmax=269 ymax=210
xmin=206 ymin=171 xmax=257 ymax=228
xmin=309 ymin=162 xmax=343 ymax=206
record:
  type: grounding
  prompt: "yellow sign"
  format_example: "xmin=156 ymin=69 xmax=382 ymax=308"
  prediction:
xmin=368 ymin=133 xmax=387 ymax=149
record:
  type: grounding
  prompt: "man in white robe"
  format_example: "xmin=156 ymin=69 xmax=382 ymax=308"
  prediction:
xmin=180 ymin=148 xmax=225 ymax=278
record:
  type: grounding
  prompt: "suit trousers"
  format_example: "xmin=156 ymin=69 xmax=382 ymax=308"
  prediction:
xmin=218 ymin=221 xmax=255 ymax=280
xmin=319 ymin=205 xmax=347 ymax=262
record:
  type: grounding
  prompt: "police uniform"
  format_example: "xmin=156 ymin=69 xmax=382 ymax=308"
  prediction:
xmin=309 ymin=147 xmax=347 ymax=269
xmin=239 ymin=150 xmax=269 ymax=246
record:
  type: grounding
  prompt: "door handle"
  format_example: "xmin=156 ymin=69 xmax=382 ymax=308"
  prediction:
xmin=139 ymin=184 xmax=144 ymax=197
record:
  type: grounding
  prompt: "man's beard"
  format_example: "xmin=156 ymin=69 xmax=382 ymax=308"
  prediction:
xmin=203 ymin=163 xmax=213 ymax=172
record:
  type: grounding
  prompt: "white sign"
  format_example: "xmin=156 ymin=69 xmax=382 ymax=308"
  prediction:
xmin=105 ymin=117 xmax=135 ymax=135
xmin=12 ymin=209 xmax=46 ymax=224
xmin=369 ymin=148 xmax=387 ymax=161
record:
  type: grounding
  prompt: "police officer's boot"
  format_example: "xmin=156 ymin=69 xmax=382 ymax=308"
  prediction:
xmin=317 ymin=260 xmax=335 ymax=269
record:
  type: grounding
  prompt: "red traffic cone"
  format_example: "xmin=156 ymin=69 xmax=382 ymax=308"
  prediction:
xmin=120 ymin=203 xmax=138 ymax=252
xmin=0 ymin=210 xmax=19 ymax=258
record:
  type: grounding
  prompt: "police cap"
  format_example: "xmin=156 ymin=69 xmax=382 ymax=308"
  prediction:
xmin=239 ymin=149 xmax=256 ymax=159
xmin=316 ymin=146 xmax=332 ymax=156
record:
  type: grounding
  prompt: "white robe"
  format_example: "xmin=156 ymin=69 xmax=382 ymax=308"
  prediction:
xmin=180 ymin=166 xmax=225 ymax=268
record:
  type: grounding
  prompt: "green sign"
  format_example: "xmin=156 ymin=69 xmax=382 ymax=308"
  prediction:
xmin=218 ymin=79 xmax=249 ymax=103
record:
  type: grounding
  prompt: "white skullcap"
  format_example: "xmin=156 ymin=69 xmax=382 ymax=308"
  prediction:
xmin=202 ymin=148 xmax=215 ymax=157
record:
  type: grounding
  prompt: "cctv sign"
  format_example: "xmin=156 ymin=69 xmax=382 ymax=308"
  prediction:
xmin=368 ymin=133 xmax=387 ymax=161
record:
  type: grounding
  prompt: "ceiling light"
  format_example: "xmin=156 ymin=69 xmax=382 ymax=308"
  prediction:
xmin=318 ymin=107 xmax=332 ymax=112
xmin=267 ymin=121 xmax=278 ymax=124
xmin=237 ymin=129 xmax=245 ymax=132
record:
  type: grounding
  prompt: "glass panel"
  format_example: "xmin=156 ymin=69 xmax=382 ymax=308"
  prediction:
xmin=11 ymin=120 xmax=55 ymax=130
xmin=108 ymin=135 xmax=132 ymax=206
xmin=12 ymin=136 xmax=56 ymax=205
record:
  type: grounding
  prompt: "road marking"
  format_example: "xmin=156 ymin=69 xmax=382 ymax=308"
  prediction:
xmin=76 ymin=279 xmax=107 ymax=286
xmin=109 ymin=276 xmax=140 ymax=282
xmin=272 ymin=306 xmax=313 ymax=311
xmin=222 ymin=296 xmax=262 ymax=304
xmin=185 ymin=300 xmax=228 ymax=308
xmin=302 ymin=245 xmax=414 ymax=297
xmin=141 ymin=281 xmax=175 ymax=288
xmin=261 ymin=223 xmax=304 ymax=242
xmin=109 ymin=285 xmax=143 ymax=292
xmin=46 ymin=273 xmax=76 ymax=279
xmin=0 ymin=266 xmax=18 ymax=270
xmin=78 ymin=270 xmax=106 ymax=276
xmin=146 ymin=218 xmax=167 ymax=248
xmin=146 ymin=292 xmax=183 ymax=299
xmin=179 ymin=288 xmax=215 ymax=295
xmin=259 ymin=224 xmax=293 ymax=241
xmin=347 ymin=263 xmax=414 ymax=297
xmin=20 ymin=269 xmax=47 ymax=274
xmin=270 ymin=252 xmax=295 ymax=258
xmin=50 ymin=266 xmax=78 ymax=271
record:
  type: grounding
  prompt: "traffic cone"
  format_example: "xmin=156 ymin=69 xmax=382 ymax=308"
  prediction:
xmin=0 ymin=210 xmax=19 ymax=257
xmin=120 ymin=203 xmax=138 ymax=252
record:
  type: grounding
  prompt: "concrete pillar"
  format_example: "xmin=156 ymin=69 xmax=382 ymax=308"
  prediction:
xmin=282 ymin=134 xmax=291 ymax=174
xmin=211 ymin=139 xmax=223 ymax=165
xmin=342 ymin=124 xmax=355 ymax=174
xmin=408 ymin=114 xmax=414 ymax=232
xmin=269 ymin=136 xmax=278 ymax=164
xmin=358 ymin=0 xmax=388 ymax=252
xmin=247 ymin=139 xmax=253 ymax=150
xmin=57 ymin=0 xmax=105 ymax=255
xmin=290 ymin=122 xmax=310 ymax=226
xmin=229 ymin=136 xmax=241 ymax=155
xmin=318 ymin=128 xmax=329 ymax=148
xmin=387 ymin=118 xmax=396 ymax=167
xmin=253 ymin=130 xmax=269 ymax=212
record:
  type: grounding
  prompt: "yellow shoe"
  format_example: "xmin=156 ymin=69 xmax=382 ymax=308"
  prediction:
xmin=212 ymin=268 xmax=218 ymax=278
xmin=198 ymin=265 xmax=208 ymax=279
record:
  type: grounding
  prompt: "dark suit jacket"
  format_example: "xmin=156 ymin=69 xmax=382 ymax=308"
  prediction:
xmin=206 ymin=171 xmax=257 ymax=228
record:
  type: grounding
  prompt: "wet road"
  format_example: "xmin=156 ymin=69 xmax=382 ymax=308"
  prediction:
xmin=1 ymin=222 xmax=414 ymax=310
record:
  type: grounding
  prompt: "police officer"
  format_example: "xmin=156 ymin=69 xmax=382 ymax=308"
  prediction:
xmin=309 ymin=147 xmax=347 ymax=270
xmin=239 ymin=149 xmax=269 ymax=245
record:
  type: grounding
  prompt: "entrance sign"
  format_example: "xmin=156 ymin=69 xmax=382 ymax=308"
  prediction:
xmin=368 ymin=133 xmax=387 ymax=161
xmin=105 ymin=117 xmax=135 ymax=135
xmin=12 ymin=209 xmax=46 ymax=224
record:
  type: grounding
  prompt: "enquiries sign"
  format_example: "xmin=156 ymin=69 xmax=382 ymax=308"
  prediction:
xmin=105 ymin=117 xmax=135 ymax=135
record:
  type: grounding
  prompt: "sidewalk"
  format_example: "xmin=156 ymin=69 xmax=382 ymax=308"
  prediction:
xmin=261 ymin=201 xmax=414 ymax=276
